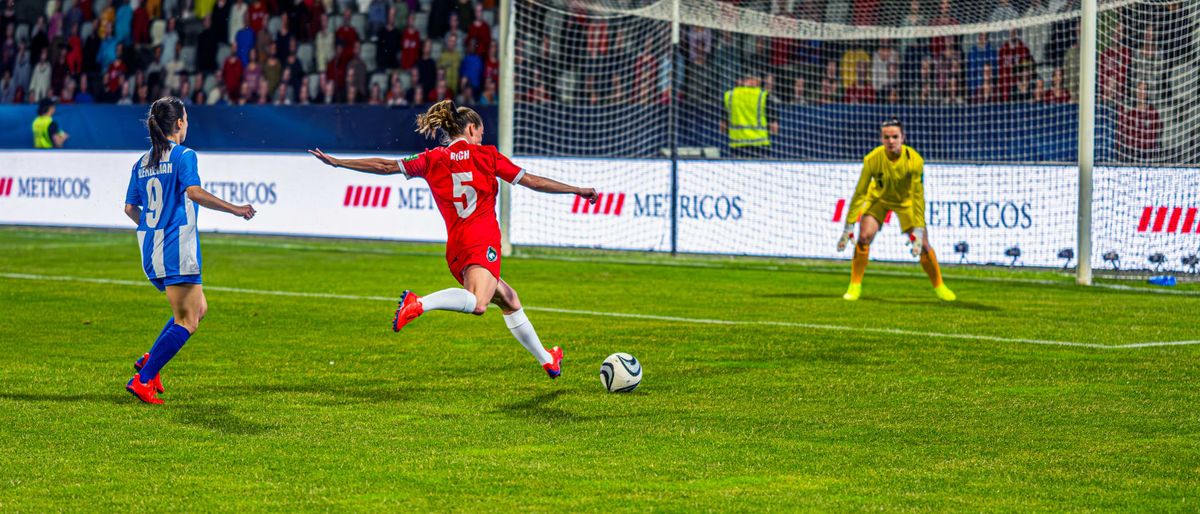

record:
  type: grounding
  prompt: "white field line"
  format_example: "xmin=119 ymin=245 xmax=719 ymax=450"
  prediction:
xmin=2 ymin=272 xmax=1196 ymax=351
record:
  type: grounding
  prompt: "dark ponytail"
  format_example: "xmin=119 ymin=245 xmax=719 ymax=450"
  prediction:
xmin=145 ymin=96 xmax=186 ymax=167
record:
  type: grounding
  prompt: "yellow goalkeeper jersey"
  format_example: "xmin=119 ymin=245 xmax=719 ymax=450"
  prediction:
xmin=847 ymin=144 xmax=926 ymax=228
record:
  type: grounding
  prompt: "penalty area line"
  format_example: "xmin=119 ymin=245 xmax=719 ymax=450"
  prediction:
xmin=2 ymin=272 xmax=1196 ymax=351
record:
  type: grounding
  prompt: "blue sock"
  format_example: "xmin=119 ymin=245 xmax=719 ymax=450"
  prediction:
xmin=139 ymin=324 xmax=191 ymax=382
xmin=144 ymin=317 xmax=176 ymax=362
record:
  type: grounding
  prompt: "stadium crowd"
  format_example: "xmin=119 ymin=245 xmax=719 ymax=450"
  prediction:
xmin=0 ymin=0 xmax=500 ymax=106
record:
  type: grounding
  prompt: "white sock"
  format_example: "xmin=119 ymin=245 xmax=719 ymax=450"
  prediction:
xmin=418 ymin=288 xmax=477 ymax=313
xmin=504 ymin=309 xmax=552 ymax=365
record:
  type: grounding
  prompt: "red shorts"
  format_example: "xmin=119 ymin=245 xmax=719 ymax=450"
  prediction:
xmin=446 ymin=243 xmax=501 ymax=285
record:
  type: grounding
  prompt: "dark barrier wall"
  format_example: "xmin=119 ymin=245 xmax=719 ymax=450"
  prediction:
xmin=0 ymin=105 xmax=498 ymax=153
xmin=5 ymin=103 xmax=1124 ymax=162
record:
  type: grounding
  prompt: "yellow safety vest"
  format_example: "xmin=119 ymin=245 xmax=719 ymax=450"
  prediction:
xmin=32 ymin=115 xmax=54 ymax=149
xmin=724 ymin=86 xmax=769 ymax=148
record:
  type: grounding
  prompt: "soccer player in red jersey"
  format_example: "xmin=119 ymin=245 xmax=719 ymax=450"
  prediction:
xmin=308 ymin=100 xmax=597 ymax=379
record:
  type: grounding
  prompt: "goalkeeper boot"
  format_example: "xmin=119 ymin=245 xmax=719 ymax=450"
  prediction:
xmin=392 ymin=290 xmax=424 ymax=332
xmin=934 ymin=284 xmax=957 ymax=302
xmin=126 ymin=374 xmax=164 ymax=405
xmin=133 ymin=353 xmax=165 ymax=394
xmin=542 ymin=346 xmax=563 ymax=379
xmin=843 ymin=283 xmax=862 ymax=301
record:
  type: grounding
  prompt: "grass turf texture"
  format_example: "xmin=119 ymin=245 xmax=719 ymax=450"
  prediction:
xmin=1 ymin=226 xmax=1198 ymax=511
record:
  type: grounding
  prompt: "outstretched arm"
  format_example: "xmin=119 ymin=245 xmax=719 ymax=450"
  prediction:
xmin=517 ymin=173 xmax=598 ymax=203
xmin=186 ymin=186 xmax=256 ymax=219
xmin=308 ymin=148 xmax=401 ymax=175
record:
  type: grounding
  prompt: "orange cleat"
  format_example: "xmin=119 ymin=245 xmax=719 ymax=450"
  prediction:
xmin=133 ymin=353 xmax=164 ymax=394
xmin=126 ymin=374 xmax=163 ymax=404
xmin=392 ymin=290 xmax=424 ymax=332
xmin=542 ymin=346 xmax=563 ymax=379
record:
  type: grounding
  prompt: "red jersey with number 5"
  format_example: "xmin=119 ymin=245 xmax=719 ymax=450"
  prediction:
xmin=398 ymin=139 xmax=525 ymax=249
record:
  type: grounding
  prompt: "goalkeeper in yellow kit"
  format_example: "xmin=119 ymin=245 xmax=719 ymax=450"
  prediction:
xmin=837 ymin=118 xmax=956 ymax=302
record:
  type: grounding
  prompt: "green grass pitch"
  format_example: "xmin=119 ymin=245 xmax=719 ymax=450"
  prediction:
xmin=1 ymin=226 xmax=1198 ymax=511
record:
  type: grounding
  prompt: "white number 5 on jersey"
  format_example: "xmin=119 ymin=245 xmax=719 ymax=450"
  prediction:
xmin=451 ymin=172 xmax=477 ymax=218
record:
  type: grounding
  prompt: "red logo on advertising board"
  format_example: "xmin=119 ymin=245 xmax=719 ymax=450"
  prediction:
xmin=1137 ymin=206 xmax=1197 ymax=234
xmin=572 ymin=193 xmax=626 ymax=216
xmin=344 ymin=186 xmax=390 ymax=208
xmin=0 ymin=177 xmax=13 ymax=197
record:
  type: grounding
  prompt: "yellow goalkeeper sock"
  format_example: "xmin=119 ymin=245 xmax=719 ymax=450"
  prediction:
xmin=851 ymin=243 xmax=870 ymax=285
xmin=920 ymin=247 xmax=943 ymax=288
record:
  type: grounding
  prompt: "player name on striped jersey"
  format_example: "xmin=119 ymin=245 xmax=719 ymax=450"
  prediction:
xmin=138 ymin=162 xmax=176 ymax=179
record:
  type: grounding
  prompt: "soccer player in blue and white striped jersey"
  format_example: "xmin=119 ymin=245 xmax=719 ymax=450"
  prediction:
xmin=123 ymin=97 xmax=256 ymax=404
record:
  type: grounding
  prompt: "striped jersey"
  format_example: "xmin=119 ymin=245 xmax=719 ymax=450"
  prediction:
xmin=125 ymin=144 xmax=203 ymax=279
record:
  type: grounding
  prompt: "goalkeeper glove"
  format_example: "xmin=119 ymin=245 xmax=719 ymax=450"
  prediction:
xmin=908 ymin=227 xmax=926 ymax=257
xmin=836 ymin=223 xmax=855 ymax=252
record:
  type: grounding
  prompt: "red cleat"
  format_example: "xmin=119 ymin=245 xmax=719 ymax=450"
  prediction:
xmin=392 ymin=290 xmax=424 ymax=332
xmin=126 ymin=374 xmax=163 ymax=404
xmin=133 ymin=353 xmax=164 ymax=394
xmin=543 ymin=346 xmax=563 ymax=379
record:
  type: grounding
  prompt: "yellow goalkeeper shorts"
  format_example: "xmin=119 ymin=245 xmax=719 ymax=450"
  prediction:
xmin=860 ymin=201 xmax=919 ymax=233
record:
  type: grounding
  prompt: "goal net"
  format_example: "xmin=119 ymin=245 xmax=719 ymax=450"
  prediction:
xmin=505 ymin=0 xmax=1200 ymax=275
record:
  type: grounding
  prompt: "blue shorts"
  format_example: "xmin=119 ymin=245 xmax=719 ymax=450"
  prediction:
xmin=149 ymin=274 xmax=202 ymax=292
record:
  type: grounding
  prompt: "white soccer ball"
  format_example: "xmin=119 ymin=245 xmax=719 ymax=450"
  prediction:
xmin=600 ymin=353 xmax=642 ymax=393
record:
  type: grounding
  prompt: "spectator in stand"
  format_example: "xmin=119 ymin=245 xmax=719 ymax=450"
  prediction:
xmin=1044 ymin=67 xmax=1070 ymax=104
xmin=386 ymin=75 xmax=406 ymax=105
xmin=315 ymin=13 xmax=333 ymax=72
xmin=235 ymin=16 xmax=256 ymax=65
xmin=98 ymin=20 xmax=118 ymax=71
xmin=456 ymin=0 xmax=474 ymax=28
xmin=845 ymin=61 xmax=875 ymax=104
xmin=275 ymin=17 xmax=293 ymax=62
xmin=853 ymin=0 xmax=880 ymax=27
xmin=929 ymin=0 xmax=958 ymax=61
xmin=228 ymin=0 xmax=246 ymax=42
xmin=132 ymin=2 xmax=151 ymax=45
xmin=816 ymin=59 xmax=841 ymax=105
xmin=966 ymin=33 xmax=996 ymax=98
xmin=247 ymin=0 xmax=268 ymax=33
xmin=460 ymin=44 xmax=483 ymax=92
xmin=65 ymin=25 xmax=83 ymax=74
xmin=1010 ymin=60 xmax=1034 ymax=102
xmin=335 ymin=9 xmax=359 ymax=63
xmin=438 ymin=32 xmax=463 ymax=93
xmin=273 ymin=81 xmax=291 ymax=104
xmin=840 ymin=46 xmax=869 ymax=90
xmin=466 ymin=3 xmax=490 ymax=58
xmin=405 ymin=69 xmax=424 ymax=104
xmin=197 ymin=16 xmax=220 ymax=73
xmin=51 ymin=48 xmax=71 ymax=98
xmin=346 ymin=42 xmax=367 ymax=98
xmin=427 ymin=77 xmax=452 ymax=102
xmin=366 ymin=81 xmax=382 ymax=104
xmin=400 ymin=13 xmax=422 ymax=69
xmin=0 ymin=70 xmax=13 ymax=103
xmin=484 ymin=43 xmax=499 ymax=88
xmin=377 ymin=8 xmax=400 ymax=70
xmin=790 ymin=76 xmax=807 ymax=105
xmin=1119 ymin=81 xmax=1160 ymax=161
xmin=417 ymin=39 xmax=437 ymax=91
xmin=160 ymin=18 xmax=179 ymax=64
xmin=427 ymin=0 xmax=454 ymax=40
xmin=479 ymin=77 xmax=496 ymax=105
xmin=223 ymin=41 xmax=244 ymax=100
xmin=917 ymin=57 xmax=934 ymax=104
xmin=872 ymin=41 xmax=897 ymax=95
xmin=368 ymin=0 xmax=388 ymax=39
xmin=1100 ymin=21 xmax=1130 ymax=102
xmin=264 ymin=44 xmax=282 ymax=93
xmin=115 ymin=1 xmax=133 ymax=45
xmin=60 ymin=77 xmax=77 ymax=104
xmin=74 ymin=74 xmax=93 ymax=103
xmin=997 ymin=28 xmax=1030 ymax=102
xmin=244 ymin=47 xmax=263 ymax=96
xmin=455 ymin=79 xmax=474 ymax=104
xmin=973 ymin=63 xmax=995 ymax=104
